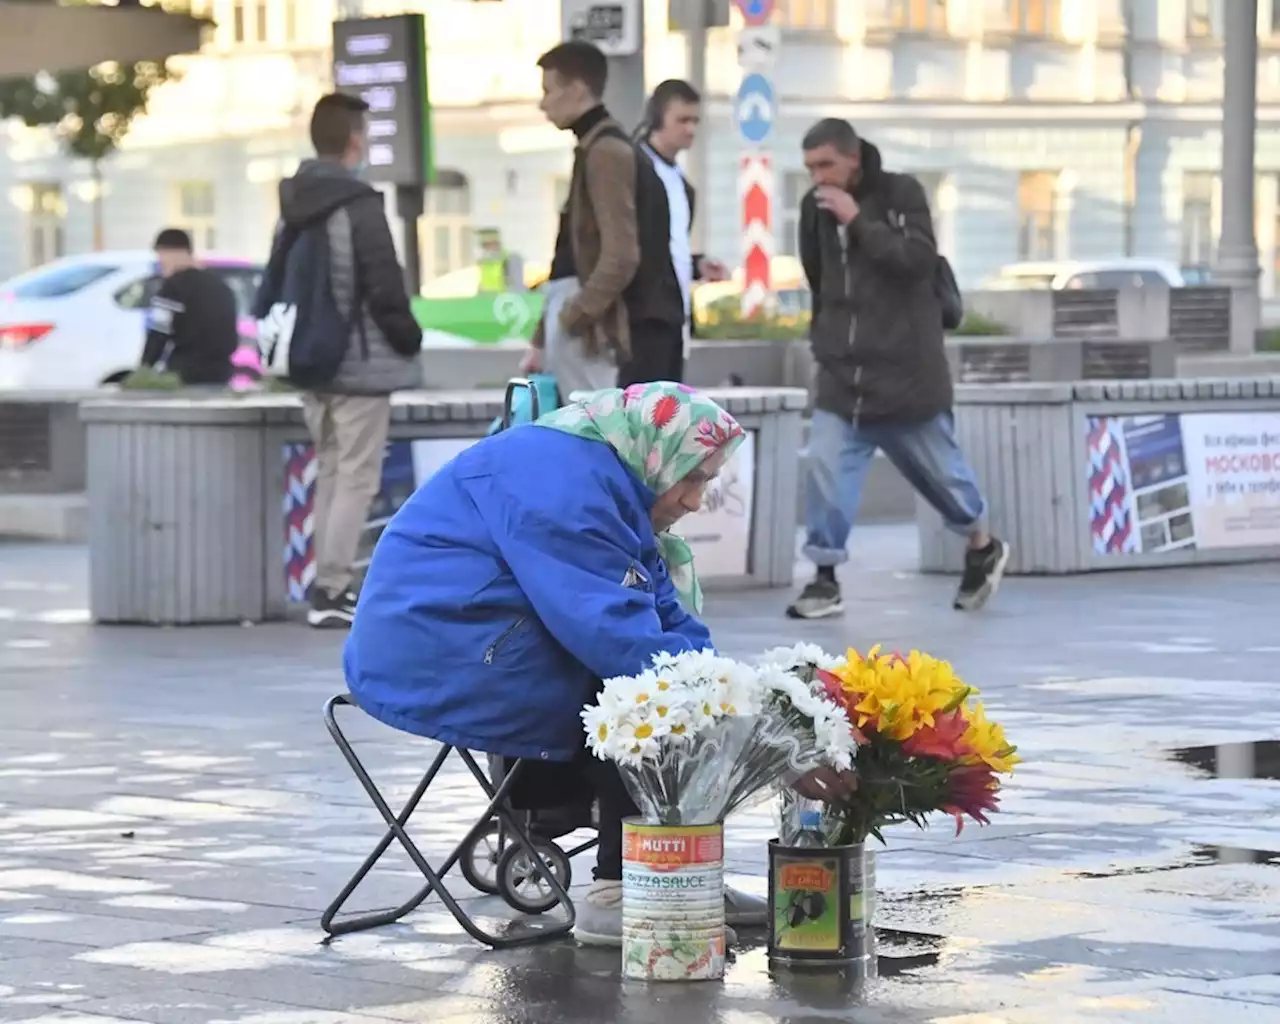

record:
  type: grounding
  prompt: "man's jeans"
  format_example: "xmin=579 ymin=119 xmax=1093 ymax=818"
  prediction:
xmin=301 ymin=393 xmax=391 ymax=596
xmin=804 ymin=408 xmax=986 ymax=567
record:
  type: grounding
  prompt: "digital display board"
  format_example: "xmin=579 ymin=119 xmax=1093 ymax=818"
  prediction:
xmin=332 ymin=14 xmax=432 ymax=187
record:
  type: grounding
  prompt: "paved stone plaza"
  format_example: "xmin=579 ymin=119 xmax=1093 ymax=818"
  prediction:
xmin=1 ymin=526 xmax=1278 ymax=1023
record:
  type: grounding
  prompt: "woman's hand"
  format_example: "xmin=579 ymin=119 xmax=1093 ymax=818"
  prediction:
xmin=792 ymin=766 xmax=858 ymax=804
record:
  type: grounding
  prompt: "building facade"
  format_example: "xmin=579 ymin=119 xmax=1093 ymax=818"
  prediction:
xmin=3 ymin=0 xmax=1280 ymax=295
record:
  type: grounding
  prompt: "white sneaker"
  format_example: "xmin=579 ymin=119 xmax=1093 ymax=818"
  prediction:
xmin=573 ymin=879 xmax=740 ymax=948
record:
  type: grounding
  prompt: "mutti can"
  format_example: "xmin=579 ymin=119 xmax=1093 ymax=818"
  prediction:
xmin=767 ymin=840 xmax=870 ymax=965
xmin=621 ymin=820 xmax=725 ymax=981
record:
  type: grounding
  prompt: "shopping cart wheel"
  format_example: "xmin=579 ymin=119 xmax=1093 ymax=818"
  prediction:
xmin=497 ymin=838 xmax=572 ymax=915
xmin=459 ymin=820 xmax=503 ymax=896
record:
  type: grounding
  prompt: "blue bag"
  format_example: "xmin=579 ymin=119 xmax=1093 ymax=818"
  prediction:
xmin=488 ymin=373 xmax=561 ymax=435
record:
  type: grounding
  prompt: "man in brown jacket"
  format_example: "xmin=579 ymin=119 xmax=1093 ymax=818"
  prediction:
xmin=520 ymin=41 xmax=686 ymax=390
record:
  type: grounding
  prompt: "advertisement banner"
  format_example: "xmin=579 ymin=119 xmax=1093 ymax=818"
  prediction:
xmin=284 ymin=430 xmax=756 ymax=601
xmin=1085 ymin=412 xmax=1280 ymax=556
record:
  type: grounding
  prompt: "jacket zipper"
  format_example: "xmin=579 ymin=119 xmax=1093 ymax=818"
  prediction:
xmin=483 ymin=616 xmax=527 ymax=664
xmin=838 ymin=223 xmax=865 ymax=424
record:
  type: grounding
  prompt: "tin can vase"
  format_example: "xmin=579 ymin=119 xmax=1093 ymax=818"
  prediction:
xmin=621 ymin=820 xmax=725 ymax=981
xmin=767 ymin=839 xmax=871 ymax=966
xmin=862 ymin=846 xmax=877 ymax=929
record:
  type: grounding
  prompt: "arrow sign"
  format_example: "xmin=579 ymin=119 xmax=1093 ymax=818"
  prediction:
xmin=737 ymin=23 xmax=781 ymax=70
xmin=734 ymin=72 xmax=775 ymax=145
xmin=733 ymin=0 xmax=776 ymax=27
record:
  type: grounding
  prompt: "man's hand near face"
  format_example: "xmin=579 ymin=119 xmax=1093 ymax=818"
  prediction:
xmin=814 ymin=186 xmax=860 ymax=226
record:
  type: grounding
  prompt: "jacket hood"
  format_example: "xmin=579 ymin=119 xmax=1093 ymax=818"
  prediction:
xmin=278 ymin=159 xmax=376 ymax=228
xmin=851 ymin=138 xmax=884 ymax=200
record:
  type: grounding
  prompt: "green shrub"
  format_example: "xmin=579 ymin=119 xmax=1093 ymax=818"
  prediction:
xmin=119 ymin=367 xmax=183 ymax=390
xmin=695 ymin=311 xmax=809 ymax=342
xmin=949 ymin=311 xmax=1011 ymax=336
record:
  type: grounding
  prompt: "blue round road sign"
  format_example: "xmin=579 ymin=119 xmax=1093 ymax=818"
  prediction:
xmin=734 ymin=0 xmax=776 ymax=27
xmin=735 ymin=72 xmax=776 ymax=145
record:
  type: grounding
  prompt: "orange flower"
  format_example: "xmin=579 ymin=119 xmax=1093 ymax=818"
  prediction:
xmin=901 ymin=707 xmax=971 ymax=761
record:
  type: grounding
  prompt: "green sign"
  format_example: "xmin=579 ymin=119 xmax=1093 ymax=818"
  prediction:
xmin=410 ymin=293 xmax=544 ymax=344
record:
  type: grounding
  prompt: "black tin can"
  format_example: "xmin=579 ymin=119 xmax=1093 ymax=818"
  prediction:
xmin=767 ymin=839 xmax=871 ymax=965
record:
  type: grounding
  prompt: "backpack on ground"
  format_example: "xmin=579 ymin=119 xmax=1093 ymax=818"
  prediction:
xmin=256 ymin=213 xmax=362 ymax=389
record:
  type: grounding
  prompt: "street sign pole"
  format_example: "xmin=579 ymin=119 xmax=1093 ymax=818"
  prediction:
xmin=732 ymin=0 xmax=777 ymax=318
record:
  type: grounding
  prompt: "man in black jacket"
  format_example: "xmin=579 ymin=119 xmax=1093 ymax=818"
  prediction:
xmin=787 ymin=118 xmax=1008 ymax=619
xmin=256 ymin=92 xmax=422 ymax=629
xmin=140 ymin=228 xmax=237 ymax=385
xmin=636 ymin=79 xmax=728 ymax=371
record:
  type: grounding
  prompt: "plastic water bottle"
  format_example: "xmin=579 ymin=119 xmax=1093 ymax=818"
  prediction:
xmin=794 ymin=808 xmax=826 ymax=848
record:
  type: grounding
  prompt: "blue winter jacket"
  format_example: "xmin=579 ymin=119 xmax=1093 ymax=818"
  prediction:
xmin=343 ymin=425 xmax=714 ymax=762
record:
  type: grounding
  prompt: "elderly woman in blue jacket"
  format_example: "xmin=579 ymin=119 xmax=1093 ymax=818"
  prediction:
xmin=344 ymin=381 xmax=769 ymax=946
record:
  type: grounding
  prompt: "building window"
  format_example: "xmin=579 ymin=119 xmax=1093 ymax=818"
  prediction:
xmin=256 ymin=2 xmax=268 ymax=43
xmin=171 ymin=181 xmax=217 ymax=252
xmin=988 ymin=0 xmax=1060 ymax=36
xmin=1187 ymin=0 xmax=1221 ymax=39
xmin=285 ymin=0 xmax=299 ymax=43
xmin=867 ymin=0 xmax=949 ymax=32
xmin=420 ymin=173 xmax=472 ymax=284
xmin=25 ymin=183 xmax=66 ymax=269
xmin=232 ymin=2 xmax=246 ymax=44
xmin=1181 ymin=172 xmax=1217 ymax=267
xmin=778 ymin=171 xmax=811 ymax=258
xmin=777 ymin=0 xmax=836 ymax=32
xmin=1017 ymin=171 xmax=1059 ymax=260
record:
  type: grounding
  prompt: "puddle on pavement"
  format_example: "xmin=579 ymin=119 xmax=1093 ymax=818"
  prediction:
xmin=1169 ymin=739 xmax=1280 ymax=780
xmin=874 ymin=927 xmax=944 ymax=977
xmin=1072 ymin=843 xmax=1279 ymax=879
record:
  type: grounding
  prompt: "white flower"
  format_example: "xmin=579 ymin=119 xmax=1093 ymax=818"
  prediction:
xmin=599 ymin=670 xmax=661 ymax=712
xmin=759 ymin=643 xmax=845 ymax=673
xmin=581 ymin=702 xmax=617 ymax=759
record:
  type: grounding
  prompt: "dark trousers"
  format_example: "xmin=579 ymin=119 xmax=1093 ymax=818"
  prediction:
xmin=585 ymin=755 xmax=640 ymax=881
xmin=617 ymin=319 xmax=685 ymax=387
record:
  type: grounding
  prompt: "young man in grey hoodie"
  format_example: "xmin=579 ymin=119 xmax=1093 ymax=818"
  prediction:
xmin=258 ymin=92 xmax=423 ymax=628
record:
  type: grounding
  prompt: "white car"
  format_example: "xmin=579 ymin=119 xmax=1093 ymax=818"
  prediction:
xmin=0 ymin=251 xmax=263 ymax=390
xmin=981 ymin=258 xmax=1188 ymax=292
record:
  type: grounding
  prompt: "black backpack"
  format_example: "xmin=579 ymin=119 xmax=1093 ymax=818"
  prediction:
xmin=884 ymin=181 xmax=964 ymax=330
xmin=257 ymin=213 xmax=362 ymax=389
xmin=591 ymin=126 xmax=680 ymax=302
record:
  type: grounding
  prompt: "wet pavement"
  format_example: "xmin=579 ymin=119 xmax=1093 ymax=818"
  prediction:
xmin=1 ymin=525 xmax=1278 ymax=1023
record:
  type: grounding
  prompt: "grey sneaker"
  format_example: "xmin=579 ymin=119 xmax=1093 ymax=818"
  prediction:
xmin=574 ymin=880 xmax=740 ymax=947
xmin=575 ymin=880 xmax=623 ymax=947
xmin=954 ymin=538 xmax=1011 ymax=611
xmin=786 ymin=575 xmax=843 ymax=619
xmin=724 ymin=886 xmax=767 ymax=928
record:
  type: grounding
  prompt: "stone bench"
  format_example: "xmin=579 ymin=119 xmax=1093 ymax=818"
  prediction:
xmin=80 ymin=387 xmax=807 ymax=625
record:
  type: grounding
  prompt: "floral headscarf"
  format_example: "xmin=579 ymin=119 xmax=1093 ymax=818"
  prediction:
xmin=539 ymin=382 xmax=745 ymax=613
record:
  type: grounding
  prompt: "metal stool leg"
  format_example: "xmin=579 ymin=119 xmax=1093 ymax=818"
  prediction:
xmin=319 ymin=695 xmax=576 ymax=948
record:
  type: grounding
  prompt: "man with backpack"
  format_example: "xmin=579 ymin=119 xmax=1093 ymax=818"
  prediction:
xmin=255 ymin=92 xmax=423 ymax=630
xmin=786 ymin=118 xmax=1010 ymax=620
xmin=519 ymin=41 xmax=686 ymax=390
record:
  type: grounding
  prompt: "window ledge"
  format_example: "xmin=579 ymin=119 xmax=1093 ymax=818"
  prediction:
xmin=981 ymin=30 xmax=1077 ymax=48
xmin=863 ymin=27 xmax=966 ymax=46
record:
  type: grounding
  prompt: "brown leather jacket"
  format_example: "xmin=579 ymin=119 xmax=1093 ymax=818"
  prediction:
xmin=532 ymin=116 xmax=641 ymax=361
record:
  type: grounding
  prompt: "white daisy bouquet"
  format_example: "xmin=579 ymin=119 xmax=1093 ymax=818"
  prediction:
xmin=758 ymin=643 xmax=848 ymax=683
xmin=582 ymin=649 xmax=856 ymax=825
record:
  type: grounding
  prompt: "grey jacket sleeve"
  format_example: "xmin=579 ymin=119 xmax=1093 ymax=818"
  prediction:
xmin=343 ymin=193 xmax=423 ymax=357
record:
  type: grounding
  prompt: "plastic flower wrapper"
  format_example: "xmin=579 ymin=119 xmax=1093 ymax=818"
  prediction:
xmin=581 ymin=650 xmax=855 ymax=825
